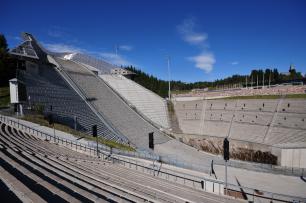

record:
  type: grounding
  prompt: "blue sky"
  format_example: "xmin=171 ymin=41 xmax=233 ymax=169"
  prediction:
xmin=2 ymin=0 xmax=306 ymax=82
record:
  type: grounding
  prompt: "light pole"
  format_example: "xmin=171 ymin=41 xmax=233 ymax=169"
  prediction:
xmin=167 ymin=56 xmax=171 ymax=100
xmin=263 ymin=71 xmax=265 ymax=88
xmin=269 ymin=71 xmax=271 ymax=88
xmin=223 ymin=138 xmax=230 ymax=195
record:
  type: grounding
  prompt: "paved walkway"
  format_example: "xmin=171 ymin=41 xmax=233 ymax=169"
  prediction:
xmin=156 ymin=140 xmax=306 ymax=198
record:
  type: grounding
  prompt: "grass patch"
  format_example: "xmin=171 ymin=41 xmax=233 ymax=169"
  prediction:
xmin=172 ymin=89 xmax=191 ymax=95
xmin=284 ymin=94 xmax=306 ymax=99
xmin=167 ymin=100 xmax=175 ymax=113
xmin=0 ymin=86 xmax=10 ymax=108
xmin=212 ymin=94 xmax=306 ymax=100
xmin=22 ymin=114 xmax=135 ymax=151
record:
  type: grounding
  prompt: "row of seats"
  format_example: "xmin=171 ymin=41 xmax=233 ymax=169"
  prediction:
xmin=101 ymin=74 xmax=169 ymax=128
xmin=56 ymin=58 xmax=170 ymax=149
xmin=0 ymin=122 xmax=236 ymax=203
xmin=174 ymin=99 xmax=306 ymax=145
xmin=20 ymin=63 xmax=124 ymax=142
xmin=176 ymin=99 xmax=306 ymax=114
xmin=174 ymin=85 xmax=306 ymax=99
xmin=177 ymin=109 xmax=306 ymax=130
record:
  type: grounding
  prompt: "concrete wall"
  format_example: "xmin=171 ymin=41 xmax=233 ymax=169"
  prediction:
xmin=173 ymin=98 xmax=306 ymax=147
xmin=281 ymin=148 xmax=306 ymax=168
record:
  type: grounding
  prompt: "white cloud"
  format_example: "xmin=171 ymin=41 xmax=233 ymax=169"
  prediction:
xmin=185 ymin=34 xmax=207 ymax=45
xmin=177 ymin=17 xmax=208 ymax=46
xmin=231 ymin=61 xmax=239 ymax=65
xmin=178 ymin=17 xmax=216 ymax=73
xmin=43 ymin=43 xmax=86 ymax=53
xmin=98 ymin=52 xmax=132 ymax=66
xmin=119 ymin=45 xmax=133 ymax=51
xmin=188 ymin=52 xmax=215 ymax=73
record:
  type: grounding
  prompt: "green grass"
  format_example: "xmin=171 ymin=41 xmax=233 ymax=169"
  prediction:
xmin=284 ymin=94 xmax=306 ymax=99
xmin=0 ymin=86 xmax=10 ymax=108
xmin=171 ymin=89 xmax=191 ymax=95
xmin=22 ymin=114 xmax=135 ymax=152
xmin=212 ymin=94 xmax=306 ymax=100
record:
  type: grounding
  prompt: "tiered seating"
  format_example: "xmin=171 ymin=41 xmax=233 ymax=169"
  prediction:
xmin=264 ymin=127 xmax=306 ymax=145
xmin=20 ymin=63 xmax=122 ymax=142
xmin=173 ymin=85 xmax=306 ymax=99
xmin=101 ymin=74 xmax=170 ymax=129
xmin=174 ymin=99 xmax=306 ymax=146
xmin=229 ymin=123 xmax=267 ymax=143
xmin=278 ymin=99 xmax=306 ymax=114
xmin=273 ymin=113 xmax=306 ymax=130
xmin=0 ymin=122 xmax=237 ymax=203
xmin=56 ymin=58 xmax=170 ymax=149
xmin=201 ymin=121 xmax=230 ymax=138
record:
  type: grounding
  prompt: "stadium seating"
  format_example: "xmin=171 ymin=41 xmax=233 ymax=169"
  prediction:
xmin=173 ymin=98 xmax=306 ymax=146
xmin=0 ymin=121 xmax=237 ymax=203
xmin=19 ymin=62 xmax=123 ymax=142
xmin=101 ymin=74 xmax=170 ymax=128
xmin=55 ymin=58 xmax=170 ymax=149
xmin=174 ymin=85 xmax=306 ymax=99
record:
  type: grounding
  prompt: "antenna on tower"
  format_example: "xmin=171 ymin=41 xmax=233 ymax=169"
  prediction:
xmin=263 ymin=71 xmax=265 ymax=88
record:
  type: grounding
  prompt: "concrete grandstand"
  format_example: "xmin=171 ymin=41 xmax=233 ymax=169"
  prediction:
xmin=173 ymin=85 xmax=306 ymax=99
xmin=1 ymin=32 xmax=306 ymax=202
xmin=101 ymin=74 xmax=170 ymax=129
xmin=1 ymin=117 xmax=241 ymax=203
xmin=10 ymin=33 xmax=170 ymax=150
xmin=173 ymin=96 xmax=306 ymax=169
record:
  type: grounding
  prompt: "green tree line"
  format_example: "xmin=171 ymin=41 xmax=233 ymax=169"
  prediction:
xmin=0 ymin=34 xmax=17 ymax=86
xmin=126 ymin=66 xmax=305 ymax=98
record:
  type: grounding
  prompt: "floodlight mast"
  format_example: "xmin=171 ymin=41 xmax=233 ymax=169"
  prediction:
xmin=263 ymin=71 xmax=265 ymax=88
xmin=167 ymin=56 xmax=171 ymax=100
xmin=269 ymin=71 xmax=271 ymax=88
